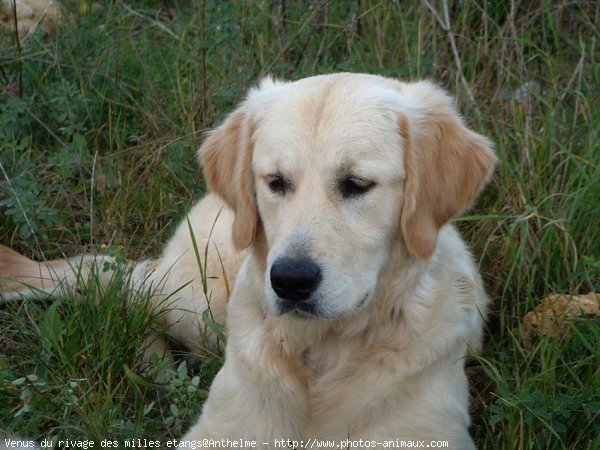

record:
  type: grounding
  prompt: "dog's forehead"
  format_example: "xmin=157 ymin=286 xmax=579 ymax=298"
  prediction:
xmin=250 ymin=76 xmax=404 ymax=174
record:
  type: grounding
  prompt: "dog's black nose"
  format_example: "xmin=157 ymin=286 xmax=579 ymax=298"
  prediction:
xmin=270 ymin=257 xmax=322 ymax=302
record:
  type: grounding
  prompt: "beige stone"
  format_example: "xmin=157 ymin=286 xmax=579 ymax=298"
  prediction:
xmin=0 ymin=0 xmax=63 ymax=39
xmin=521 ymin=292 xmax=599 ymax=348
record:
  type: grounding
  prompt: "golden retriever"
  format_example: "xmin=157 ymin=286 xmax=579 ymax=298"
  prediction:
xmin=0 ymin=73 xmax=497 ymax=449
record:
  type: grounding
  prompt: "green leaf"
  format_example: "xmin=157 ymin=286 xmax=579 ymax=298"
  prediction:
xmin=202 ymin=308 xmax=226 ymax=343
xmin=123 ymin=365 xmax=157 ymax=388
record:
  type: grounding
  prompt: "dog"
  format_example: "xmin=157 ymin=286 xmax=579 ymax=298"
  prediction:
xmin=0 ymin=73 xmax=497 ymax=448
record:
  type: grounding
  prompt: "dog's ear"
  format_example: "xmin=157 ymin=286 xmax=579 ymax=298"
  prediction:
xmin=399 ymin=84 xmax=497 ymax=260
xmin=200 ymin=109 xmax=258 ymax=250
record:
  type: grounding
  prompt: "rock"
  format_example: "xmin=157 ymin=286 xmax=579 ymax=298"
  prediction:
xmin=521 ymin=292 xmax=599 ymax=348
xmin=0 ymin=0 xmax=64 ymax=40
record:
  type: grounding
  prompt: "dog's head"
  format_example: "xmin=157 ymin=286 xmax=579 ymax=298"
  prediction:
xmin=200 ymin=74 xmax=496 ymax=319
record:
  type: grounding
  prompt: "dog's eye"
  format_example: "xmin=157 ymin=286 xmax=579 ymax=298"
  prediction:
xmin=340 ymin=176 xmax=375 ymax=198
xmin=266 ymin=174 xmax=287 ymax=194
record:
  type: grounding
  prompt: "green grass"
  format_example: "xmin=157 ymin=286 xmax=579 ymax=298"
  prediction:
xmin=0 ymin=260 xmax=215 ymax=441
xmin=1 ymin=0 xmax=599 ymax=448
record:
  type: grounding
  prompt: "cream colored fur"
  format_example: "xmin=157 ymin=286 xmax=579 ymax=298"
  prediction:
xmin=0 ymin=73 xmax=496 ymax=449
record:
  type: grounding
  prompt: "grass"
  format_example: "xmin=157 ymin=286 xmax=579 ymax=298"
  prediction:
xmin=0 ymin=0 xmax=598 ymax=448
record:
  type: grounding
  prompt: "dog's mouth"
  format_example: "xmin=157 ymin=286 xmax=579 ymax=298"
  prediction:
xmin=275 ymin=292 xmax=371 ymax=319
xmin=277 ymin=298 xmax=321 ymax=317
xmin=356 ymin=292 xmax=370 ymax=308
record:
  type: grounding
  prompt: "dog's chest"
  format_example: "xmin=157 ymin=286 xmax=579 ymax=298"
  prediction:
xmin=301 ymin=336 xmax=368 ymax=399
xmin=297 ymin=337 xmax=399 ymax=436
xmin=302 ymin=340 xmax=348 ymax=379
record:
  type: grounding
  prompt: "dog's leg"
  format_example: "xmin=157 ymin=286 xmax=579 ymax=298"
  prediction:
xmin=0 ymin=244 xmax=122 ymax=302
xmin=178 ymin=255 xmax=308 ymax=446
xmin=0 ymin=244 xmax=173 ymax=364
xmin=1 ymin=194 xmax=241 ymax=363
xmin=179 ymin=352 xmax=306 ymax=446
